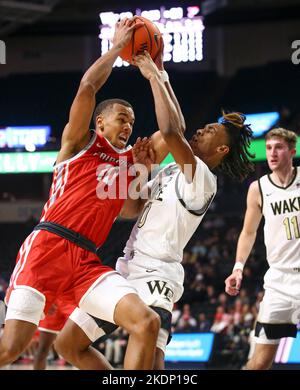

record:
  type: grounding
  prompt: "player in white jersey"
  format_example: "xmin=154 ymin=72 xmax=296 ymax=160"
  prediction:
xmin=225 ymin=128 xmax=300 ymax=370
xmin=53 ymin=52 xmax=254 ymax=370
xmin=112 ymin=157 xmax=216 ymax=368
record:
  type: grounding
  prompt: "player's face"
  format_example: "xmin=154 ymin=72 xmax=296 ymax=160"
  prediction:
xmin=189 ymin=122 xmax=228 ymax=158
xmin=266 ymin=137 xmax=295 ymax=171
xmin=99 ymin=104 xmax=135 ymax=149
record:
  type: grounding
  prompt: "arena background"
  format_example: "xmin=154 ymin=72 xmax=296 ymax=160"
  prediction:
xmin=0 ymin=0 xmax=300 ymax=370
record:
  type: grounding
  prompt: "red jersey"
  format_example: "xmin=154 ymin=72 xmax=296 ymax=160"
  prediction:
xmin=40 ymin=132 xmax=134 ymax=247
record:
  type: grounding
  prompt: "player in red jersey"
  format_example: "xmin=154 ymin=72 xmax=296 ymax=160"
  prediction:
xmin=33 ymin=300 xmax=77 ymax=370
xmin=0 ymin=18 xmax=184 ymax=369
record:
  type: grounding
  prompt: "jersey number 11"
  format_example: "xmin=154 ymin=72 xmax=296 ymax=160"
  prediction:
xmin=283 ymin=216 xmax=300 ymax=240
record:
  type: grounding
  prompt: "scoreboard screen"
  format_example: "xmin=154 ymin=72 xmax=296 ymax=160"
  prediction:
xmin=99 ymin=5 xmax=204 ymax=67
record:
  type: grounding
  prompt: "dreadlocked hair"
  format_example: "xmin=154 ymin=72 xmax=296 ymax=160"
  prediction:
xmin=218 ymin=110 xmax=255 ymax=181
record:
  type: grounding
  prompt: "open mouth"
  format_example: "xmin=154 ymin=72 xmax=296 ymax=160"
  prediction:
xmin=118 ymin=134 xmax=127 ymax=145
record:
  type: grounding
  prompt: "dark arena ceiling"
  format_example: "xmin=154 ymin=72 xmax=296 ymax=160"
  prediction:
xmin=0 ymin=0 xmax=300 ymax=37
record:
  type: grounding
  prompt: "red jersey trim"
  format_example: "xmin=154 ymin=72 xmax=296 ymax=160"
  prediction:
xmin=54 ymin=131 xmax=98 ymax=169
xmin=102 ymin=136 xmax=132 ymax=154
xmin=10 ymin=231 xmax=41 ymax=289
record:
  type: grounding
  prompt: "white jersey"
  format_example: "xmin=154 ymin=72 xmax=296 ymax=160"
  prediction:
xmin=123 ymin=157 xmax=217 ymax=263
xmin=259 ymin=167 xmax=300 ymax=273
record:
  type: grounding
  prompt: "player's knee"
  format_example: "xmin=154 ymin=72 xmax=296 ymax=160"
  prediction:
xmin=135 ymin=308 xmax=160 ymax=337
xmin=148 ymin=310 xmax=161 ymax=335
xmin=54 ymin=336 xmax=81 ymax=363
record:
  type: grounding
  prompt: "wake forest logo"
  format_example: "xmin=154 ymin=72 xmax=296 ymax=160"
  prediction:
xmin=271 ymin=197 xmax=300 ymax=215
xmin=147 ymin=280 xmax=174 ymax=302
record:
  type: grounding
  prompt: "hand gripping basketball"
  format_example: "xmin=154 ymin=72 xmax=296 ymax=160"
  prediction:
xmin=119 ymin=16 xmax=162 ymax=63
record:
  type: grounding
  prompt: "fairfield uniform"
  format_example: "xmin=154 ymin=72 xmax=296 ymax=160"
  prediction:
xmin=6 ymin=131 xmax=134 ymax=319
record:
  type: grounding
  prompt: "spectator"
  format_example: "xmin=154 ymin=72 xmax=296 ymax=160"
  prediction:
xmin=197 ymin=313 xmax=211 ymax=332
xmin=176 ymin=304 xmax=197 ymax=332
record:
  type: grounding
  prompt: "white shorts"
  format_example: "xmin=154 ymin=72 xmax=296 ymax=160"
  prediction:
xmin=117 ymin=255 xmax=184 ymax=312
xmin=116 ymin=256 xmax=184 ymax=353
xmin=254 ymin=288 xmax=300 ymax=345
xmin=264 ymin=268 xmax=300 ymax=300
xmin=79 ymin=272 xmax=138 ymax=324
xmin=69 ymin=308 xmax=108 ymax=342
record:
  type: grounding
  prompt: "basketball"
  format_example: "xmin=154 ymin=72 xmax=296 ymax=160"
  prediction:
xmin=119 ymin=16 xmax=162 ymax=63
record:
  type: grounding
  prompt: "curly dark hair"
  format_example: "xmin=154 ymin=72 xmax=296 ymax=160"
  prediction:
xmin=218 ymin=111 xmax=255 ymax=181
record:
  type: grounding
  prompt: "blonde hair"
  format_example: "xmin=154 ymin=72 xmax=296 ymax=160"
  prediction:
xmin=265 ymin=128 xmax=297 ymax=150
xmin=221 ymin=111 xmax=245 ymax=129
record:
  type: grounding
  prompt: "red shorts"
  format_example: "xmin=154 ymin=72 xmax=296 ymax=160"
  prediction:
xmin=6 ymin=230 xmax=113 ymax=314
xmin=38 ymin=300 xmax=76 ymax=333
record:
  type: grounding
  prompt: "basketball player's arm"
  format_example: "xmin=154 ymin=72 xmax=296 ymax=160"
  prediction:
xmin=149 ymin=39 xmax=186 ymax=165
xmin=56 ymin=18 xmax=143 ymax=164
xmin=150 ymin=80 xmax=186 ymax=165
xmin=225 ymin=181 xmax=263 ymax=296
xmin=135 ymin=52 xmax=196 ymax=182
xmin=150 ymin=56 xmax=186 ymax=163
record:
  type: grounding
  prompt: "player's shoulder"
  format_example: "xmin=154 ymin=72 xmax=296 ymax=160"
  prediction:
xmin=194 ymin=156 xmax=216 ymax=182
xmin=251 ymin=173 xmax=271 ymax=193
xmin=248 ymin=179 xmax=261 ymax=196
xmin=194 ymin=155 xmax=207 ymax=167
xmin=249 ymin=179 xmax=259 ymax=190
xmin=194 ymin=156 xmax=211 ymax=172
xmin=247 ymin=180 xmax=262 ymax=207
